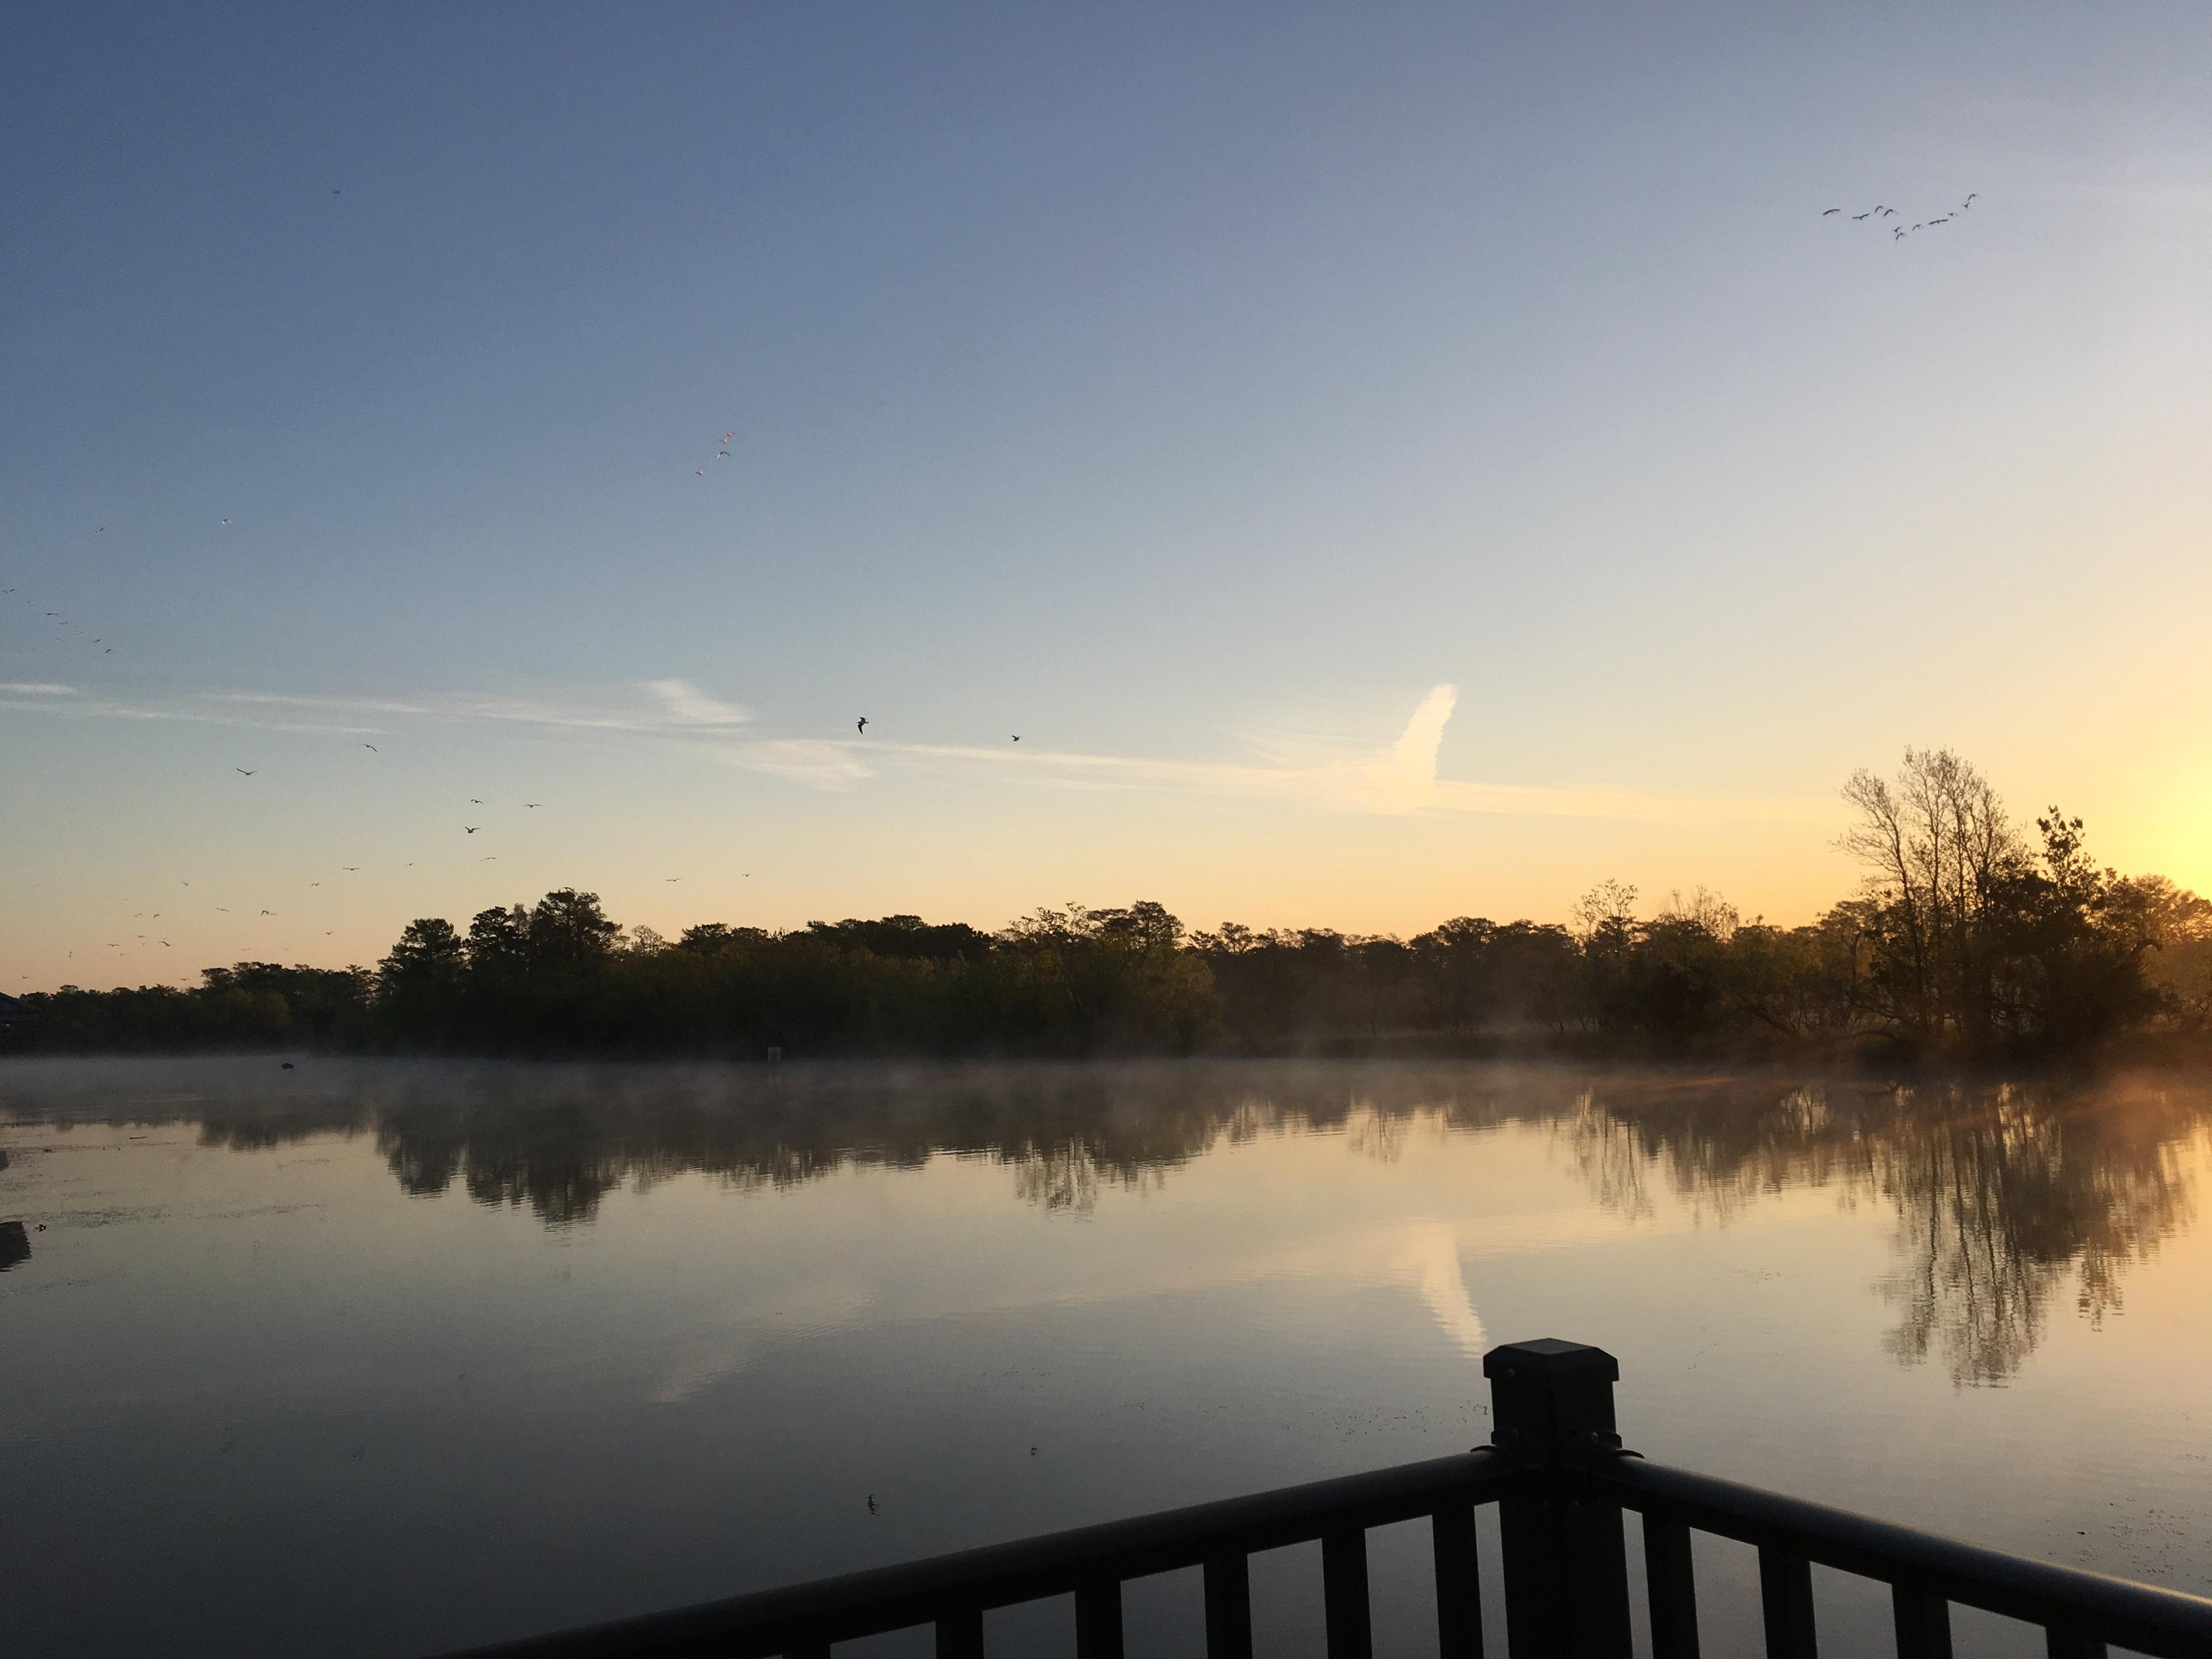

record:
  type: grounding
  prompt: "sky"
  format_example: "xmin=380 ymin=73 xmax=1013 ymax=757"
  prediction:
xmin=5 ymin=2 xmax=2210 ymax=991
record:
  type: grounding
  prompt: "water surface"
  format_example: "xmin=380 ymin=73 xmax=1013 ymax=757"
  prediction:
xmin=5 ymin=1058 xmax=2209 ymax=1658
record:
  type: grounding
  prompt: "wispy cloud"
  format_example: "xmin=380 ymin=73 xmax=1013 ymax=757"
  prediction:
xmin=0 ymin=682 xmax=75 ymax=695
xmin=645 ymin=680 xmax=751 ymax=727
xmin=0 ymin=676 xmax=1832 ymax=823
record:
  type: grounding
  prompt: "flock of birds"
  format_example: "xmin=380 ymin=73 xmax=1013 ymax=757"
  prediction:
xmin=1824 ymin=192 xmax=1977 ymax=240
xmin=5 ymin=588 xmax=115 ymax=655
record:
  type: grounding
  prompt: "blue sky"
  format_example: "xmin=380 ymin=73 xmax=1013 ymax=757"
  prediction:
xmin=6 ymin=3 xmax=2210 ymax=987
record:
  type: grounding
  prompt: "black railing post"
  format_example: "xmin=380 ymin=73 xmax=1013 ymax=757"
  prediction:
xmin=1484 ymin=1338 xmax=1634 ymax=1659
xmin=1322 ymin=1525 xmax=1374 ymax=1659
xmin=1203 ymin=1554 xmax=1253 ymax=1659
xmin=1433 ymin=1501 xmax=1484 ymax=1659
xmin=1759 ymin=1547 xmax=1817 ymax=1659
xmin=1074 ymin=1577 xmax=1123 ymax=1658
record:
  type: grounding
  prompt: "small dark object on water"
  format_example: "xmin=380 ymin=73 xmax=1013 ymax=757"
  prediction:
xmin=866 ymin=1494 xmax=877 ymax=1514
xmin=281 ymin=1062 xmax=295 ymax=1071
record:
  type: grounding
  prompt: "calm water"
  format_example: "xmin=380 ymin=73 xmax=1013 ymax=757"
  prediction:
xmin=5 ymin=1058 xmax=2210 ymax=1659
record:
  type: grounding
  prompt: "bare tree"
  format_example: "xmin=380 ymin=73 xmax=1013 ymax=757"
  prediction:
xmin=1840 ymin=748 xmax=2024 ymax=1046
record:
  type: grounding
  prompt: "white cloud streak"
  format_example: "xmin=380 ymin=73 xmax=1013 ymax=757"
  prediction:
xmin=0 ymin=677 xmax=1832 ymax=823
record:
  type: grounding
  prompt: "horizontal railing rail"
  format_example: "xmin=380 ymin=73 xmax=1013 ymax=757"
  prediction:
xmin=437 ymin=1448 xmax=1525 ymax=1659
xmin=423 ymin=1339 xmax=2212 ymax=1659
xmin=1587 ymin=1455 xmax=2212 ymax=1659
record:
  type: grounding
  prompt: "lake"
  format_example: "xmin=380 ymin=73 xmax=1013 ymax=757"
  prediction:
xmin=4 ymin=1057 xmax=2209 ymax=1659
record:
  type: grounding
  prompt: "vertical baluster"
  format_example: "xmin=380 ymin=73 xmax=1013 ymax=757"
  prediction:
xmin=1075 ymin=1577 xmax=1124 ymax=1659
xmin=1323 ymin=1525 xmax=1374 ymax=1659
xmin=1642 ymin=1513 xmax=1699 ymax=1659
xmin=1205 ymin=1552 xmax=1254 ymax=1659
xmin=2045 ymin=1631 xmax=2106 ymax=1659
xmin=1758 ymin=1549 xmax=1816 ymax=1659
xmin=936 ymin=1606 xmax=984 ymax=1659
xmin=1891 ymin=1584 xmax=1952 ymax=1659
xmin=1433 ymin=1502 xmax=1484 ymax=1659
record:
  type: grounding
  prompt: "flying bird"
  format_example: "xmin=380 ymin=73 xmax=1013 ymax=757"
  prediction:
xmin=469 ymin=798 xmax=482 ymax=804
xmin=665 ymin=877 xmax=681 ymax=882
xmin=342 ymin=866 xmax=359 ymax=872
xmin=465 ymin=826 xmax=478 ymax=834
xmin=1822 ymin=208 xmax=1840 ymax=215
xmin=1852 ymin=213 xmax=1869 ymax=221
xmin=1964 ymin=193 xmax=1977 ymax=205
xmin=525 ymin=802 xmax=543 ymax=808
xmin=696 ymin=469 xmax=705 ymax=477
xmin=717 ymin=450 xmax=730 ymax=459
xmin=236 ymin=768 xmax=256 ymax=776
xmin=856 ymin=717 xmax=868 ymax=734
xmin=221 ymin=518 xmax=230 ymax=525
xmin=260 ymin=910 xmax=275 ymax=916
xmin=363 ymin=744 xmax=377 ymax=753
xmin=1012 ymin=735 xmax=1020 ymax=742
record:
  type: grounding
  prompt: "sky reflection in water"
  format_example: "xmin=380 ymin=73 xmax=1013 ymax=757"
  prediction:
xmin=3 ymin=1058 xmax=2209 ymax=1659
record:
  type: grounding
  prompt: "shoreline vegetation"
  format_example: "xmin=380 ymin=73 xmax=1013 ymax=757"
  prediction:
xmin=11 ymin=750 xmax=2211 ymax=1064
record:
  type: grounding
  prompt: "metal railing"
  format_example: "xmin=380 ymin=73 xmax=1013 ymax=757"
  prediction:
xmin=436 ymin=1338 xmax=2212 ymax=1659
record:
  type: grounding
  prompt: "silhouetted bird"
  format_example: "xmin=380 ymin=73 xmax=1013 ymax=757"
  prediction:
xmin=260 ymin=910 xmax=275 ymax=915
xmin=1852 ymin=213 xmax=1869 ymax=221
xmin=1012 ymin=735 xmax=1020 ymax=742
xmin=857 ymin=717 xmax=868 ymax=734
xmin=363 ymin=744 xmax=377 ymax=752
xmin=1823 ymin=208 xmax=1840 ymax=215
xmin=867 ymin=1495 xmax=878 ymax=1514
xmin=342 ymin=866 xmax=359 ymax=872
xmin=525 ymin=802 xmax=543 ymax=808
xmin=221 ymin=518 xmax=230 ymax=525
xmin=465 ymin=826 xmax=478 ymax=834
xmin=236 ymin=768 xmax=256 ymax=776
xmin=282 ymin=1062 xmax=295 ymax=1069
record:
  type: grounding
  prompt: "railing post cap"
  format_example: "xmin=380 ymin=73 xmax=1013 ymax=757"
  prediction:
xmin=1481 ymin=1338 xmax=1620 ymax=1382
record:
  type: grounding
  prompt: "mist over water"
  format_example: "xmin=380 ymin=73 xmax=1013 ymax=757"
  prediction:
xmin=5 ymin=1058 xmax=2210 ymax=1659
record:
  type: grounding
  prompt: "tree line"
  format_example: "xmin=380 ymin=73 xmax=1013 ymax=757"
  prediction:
xmin=13 ymin=750 xmax=2211 ymax=1060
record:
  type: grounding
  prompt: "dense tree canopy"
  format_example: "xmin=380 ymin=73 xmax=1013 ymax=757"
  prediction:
xmin=12 ymin=753 xmax=2210 ymax=1060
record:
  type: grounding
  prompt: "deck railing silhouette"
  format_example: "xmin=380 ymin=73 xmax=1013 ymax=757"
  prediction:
xmin=439 ymin=1339 xmax=2212 ymax=1659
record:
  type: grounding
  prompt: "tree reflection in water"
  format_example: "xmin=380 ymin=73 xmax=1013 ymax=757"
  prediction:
xmin=12 ymin=1058 xmax=2203 ymax=1384
xmin=1551 ymin=1076 xmax=2203 ymax=1384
